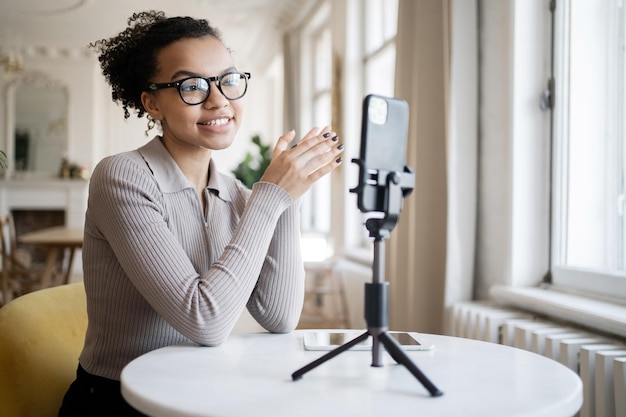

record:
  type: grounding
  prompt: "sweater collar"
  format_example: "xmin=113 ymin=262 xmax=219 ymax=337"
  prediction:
xmin=137 ymin=137 xmax=233 ymax=202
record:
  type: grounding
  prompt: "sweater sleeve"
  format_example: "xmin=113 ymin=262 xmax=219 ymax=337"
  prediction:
xmin=246 ymin=187 xmax=305 ymax=333
xmin=86 ymin=154 xmax=299 ymax=346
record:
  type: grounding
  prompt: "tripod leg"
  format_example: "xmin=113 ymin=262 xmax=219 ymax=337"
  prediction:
xmin=292 ymin=331 xmax=370 ymax=381
xmin=378 ymin=332 xmax=443 ymax=397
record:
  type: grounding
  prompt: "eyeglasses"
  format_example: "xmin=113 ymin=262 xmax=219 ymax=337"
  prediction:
xmin=148 ymin=71 xmax=251 ymax=105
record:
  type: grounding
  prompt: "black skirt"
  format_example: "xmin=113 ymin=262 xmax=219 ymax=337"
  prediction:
xmin=58 ymin=364 xmax=146 ymax=417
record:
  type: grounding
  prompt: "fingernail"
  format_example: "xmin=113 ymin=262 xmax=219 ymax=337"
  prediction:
xmin=336 ymin=157 xmax=343 ymax=164
xmin=323 ymin=132 xmax=331 ymax=138
xmin=337 ymin=143 xmax=344 ymax=150
xmin=332 ymin=135 xmax=339 ymax=142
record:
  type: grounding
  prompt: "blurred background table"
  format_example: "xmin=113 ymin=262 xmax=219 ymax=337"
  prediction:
xmin=18 ymin=226 xmax=83 ymax=288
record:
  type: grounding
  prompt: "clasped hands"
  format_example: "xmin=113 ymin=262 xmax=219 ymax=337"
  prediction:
xmin=260 ymin=126 xmax=344 ymax=201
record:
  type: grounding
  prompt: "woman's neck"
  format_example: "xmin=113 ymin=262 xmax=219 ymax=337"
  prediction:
xmin=160 ymin=135 xmax=212 ymax=196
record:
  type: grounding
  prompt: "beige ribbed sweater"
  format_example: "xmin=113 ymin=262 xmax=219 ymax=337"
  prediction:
xmin=79 ymin=137 xmax=304 ymax=380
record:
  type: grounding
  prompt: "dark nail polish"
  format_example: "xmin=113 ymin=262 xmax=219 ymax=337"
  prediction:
xmin=323 ymin=132 xmax=331 ymax=138
xmin=337 ymin=143 xmax=344 ymax=150
xmin=332 ymin=135 xmax=339 ymax=142
xmin=336 ymin=157 xmax=343 ymax=164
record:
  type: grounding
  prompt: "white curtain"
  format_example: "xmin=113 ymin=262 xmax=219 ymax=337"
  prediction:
xmin=388 ymin=0 xmax=478 ymax=334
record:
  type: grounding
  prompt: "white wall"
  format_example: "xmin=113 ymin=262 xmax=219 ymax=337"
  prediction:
xmin=1 ymin=47 xmax=284 ymax=179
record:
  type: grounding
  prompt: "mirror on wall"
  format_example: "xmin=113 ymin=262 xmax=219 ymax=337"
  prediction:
xmin=4 ymin=71 xmax=68 ymax=176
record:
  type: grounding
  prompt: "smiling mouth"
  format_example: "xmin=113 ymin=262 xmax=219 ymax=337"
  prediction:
xmin=200 ymin=118 xmax=230 ymax=127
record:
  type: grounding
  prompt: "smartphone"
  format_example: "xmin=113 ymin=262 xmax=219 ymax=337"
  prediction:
xmin=302 ymin=330 xmax=434 ymax=351
xmin=353 ymin=94 xmax=410 ymax=213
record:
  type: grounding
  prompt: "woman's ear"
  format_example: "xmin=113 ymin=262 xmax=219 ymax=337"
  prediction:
xmin=141 ymin=91 xmax=163 ymax=121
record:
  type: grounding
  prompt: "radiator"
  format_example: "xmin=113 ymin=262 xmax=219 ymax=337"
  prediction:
xmin=449 ymin=301 xmax=626 ymax=417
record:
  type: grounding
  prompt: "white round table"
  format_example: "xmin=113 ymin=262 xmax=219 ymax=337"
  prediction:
xmin=121 ymin=330 xmax=582 ymax=417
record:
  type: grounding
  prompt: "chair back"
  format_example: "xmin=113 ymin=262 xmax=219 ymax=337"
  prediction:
xmin=0 ymin=282 xmax=87 ymax=417
xmin=0 ymin=215 xmax=16 ymax=304
xmin=0 ymin=215 xmax=38 ymax=305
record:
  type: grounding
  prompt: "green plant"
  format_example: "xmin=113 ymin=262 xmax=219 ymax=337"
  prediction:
xmin=232 ymin=134 xmax=272 ymax=188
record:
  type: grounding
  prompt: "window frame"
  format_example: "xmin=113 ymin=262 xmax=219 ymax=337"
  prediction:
xmin=550 ymin=0 xmax=626 ymax=301
xmin=297 ymin=2 xmax=333 ymax=235
xmin=342 ymin=0 xmax=399 ymax=257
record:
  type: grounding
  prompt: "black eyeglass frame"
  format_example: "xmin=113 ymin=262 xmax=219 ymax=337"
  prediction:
xmin=148 ymin=71 xmax=252 ymax=104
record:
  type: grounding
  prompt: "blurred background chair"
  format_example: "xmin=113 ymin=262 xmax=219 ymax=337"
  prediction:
xmin=0 ymin=282 xmax=87 ymax=417
xmin=297 ymin=234 xmax=349 ymax=329
xmin=298 ymin=259 xmax=350 ymax=329
xmin=0 ymin=214 xmax=40 ymax=306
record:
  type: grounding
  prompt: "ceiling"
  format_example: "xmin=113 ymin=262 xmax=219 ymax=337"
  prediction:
xmin=0 ymin=0 xmax=309 ymax=71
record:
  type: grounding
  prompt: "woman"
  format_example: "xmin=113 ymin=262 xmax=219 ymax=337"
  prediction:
xmin=59 ymin=10 xmax=343 ymax=416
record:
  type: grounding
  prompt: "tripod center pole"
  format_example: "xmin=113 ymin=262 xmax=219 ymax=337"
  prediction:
xmin=372 ymin=237 xmax=384 ymax=284
xmin=367 ymin=237 xmax=389 ymax=366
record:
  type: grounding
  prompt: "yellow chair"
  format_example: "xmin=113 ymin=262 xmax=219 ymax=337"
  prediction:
xmin=0 ymin=282 xmax=87 ymax=417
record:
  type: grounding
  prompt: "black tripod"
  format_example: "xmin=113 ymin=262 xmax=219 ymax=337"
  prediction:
xmin=291 ymin=167 xmax=443 ymax=397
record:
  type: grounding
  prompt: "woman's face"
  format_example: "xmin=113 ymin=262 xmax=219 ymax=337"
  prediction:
xmin=143 ymin=36 xmax=245 ymax=152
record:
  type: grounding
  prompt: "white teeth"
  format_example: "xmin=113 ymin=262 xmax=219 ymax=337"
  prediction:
xmin=203 ymin=118 xmax=229 ymax=126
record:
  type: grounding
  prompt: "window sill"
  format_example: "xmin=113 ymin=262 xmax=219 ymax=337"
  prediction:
xmin=489 ymin=285 xmax=626 ymax=339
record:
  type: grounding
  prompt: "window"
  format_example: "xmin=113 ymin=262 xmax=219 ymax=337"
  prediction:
xmin=363 ymin=0 xmax=398 ymax=95
xmin=347 ymin=0 xmax=399 ymax=251
xmin=299 ymin=3 xmax=332 ymax=234
xmin=552 ymin=0 xmax=626 ymax=299
xmin=294 ymin=0 xmax=400 ymax=259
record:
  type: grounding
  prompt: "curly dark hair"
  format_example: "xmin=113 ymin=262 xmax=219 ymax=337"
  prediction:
xmin=89 ymin=10 xmax=222 ymax=120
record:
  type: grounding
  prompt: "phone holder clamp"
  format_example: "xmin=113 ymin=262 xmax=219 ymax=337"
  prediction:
xmin=362 ymin=165 xmax=415 ymax=239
